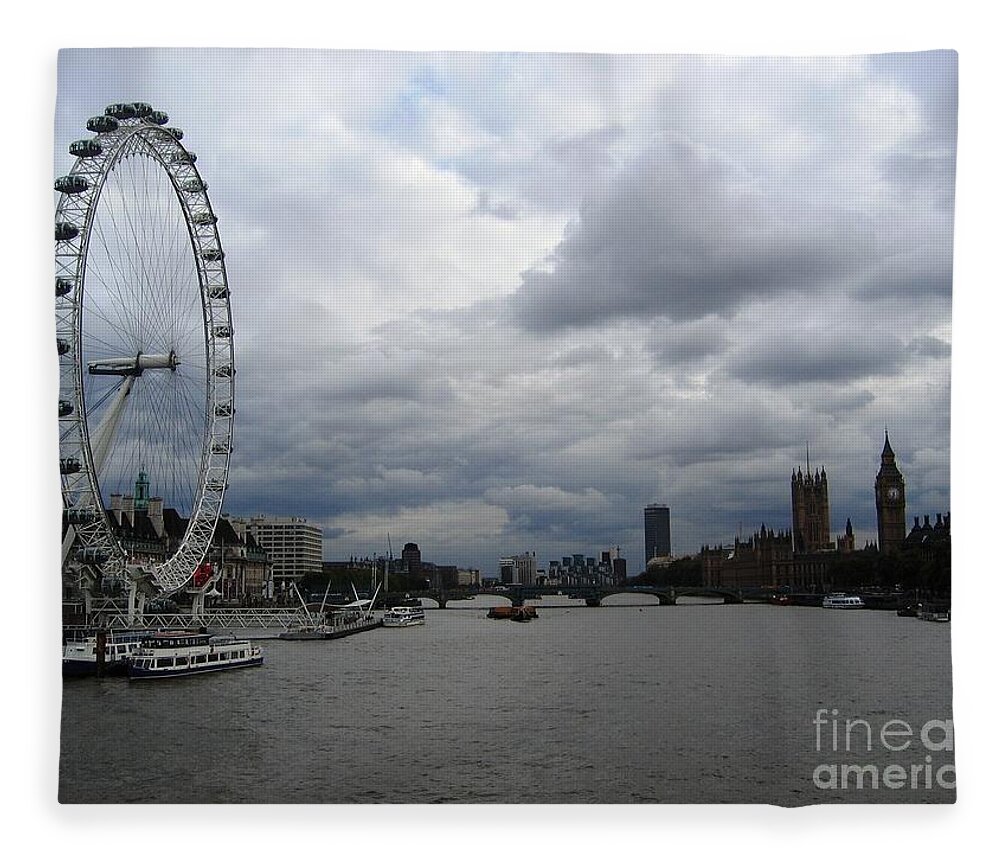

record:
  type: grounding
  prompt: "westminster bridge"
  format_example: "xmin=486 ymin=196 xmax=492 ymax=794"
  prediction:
xmin=394 ymin=584 xmax=748 ymax=608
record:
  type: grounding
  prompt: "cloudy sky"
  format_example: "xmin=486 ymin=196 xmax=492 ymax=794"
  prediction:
xmin=55 ymin=49 xmax=955 ymax=573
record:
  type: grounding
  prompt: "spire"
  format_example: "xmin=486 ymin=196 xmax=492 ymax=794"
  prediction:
xmin=806 ymin=442 xmax=810 ymax=475
xmin=846 ymin=517 xmax=853 ymax=535
xmin=880 ymin=428 xmax=898 ymax=466
xmin=134 ymin=466 xmax=150 ymax=512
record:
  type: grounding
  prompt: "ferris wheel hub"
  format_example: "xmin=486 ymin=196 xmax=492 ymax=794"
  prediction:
xmin=88 ymin=351 xmax=179 ymax=376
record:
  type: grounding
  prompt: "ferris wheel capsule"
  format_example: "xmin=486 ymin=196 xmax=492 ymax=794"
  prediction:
xmin=69 ymin=139 xmax=102 ymax=158
xmin=54 ymin=175 xmax=89 ymax=194
xmin=105 ymin=103 xmax=137 ymax=120
xmin=60 ymin=457 xmax=82 ymax=474
xmin=64 ymin=508 xmax=96 ymax=525
xmin=75 ymin=547 xmax=109 ymax=564
xmin=55 ymin=277 xmax=74 ymax=297
xmin=147 ymin=110 xmax=169 ymax=125
xmin=55 ymin=222 xmax=79 ymax=241
xmin=87 ymin=115 xmax=119 ymax=133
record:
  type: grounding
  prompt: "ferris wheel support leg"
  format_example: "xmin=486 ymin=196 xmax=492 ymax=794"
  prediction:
xmin=191 ymin=590 xmax=206 ymax=626
xmin=127 ymin=582 xmax=146 ymax=627
xmin=61 ymin=525 xmax=77 ymax=568
xmin=89 ymin=376 xmax=134 ymax=477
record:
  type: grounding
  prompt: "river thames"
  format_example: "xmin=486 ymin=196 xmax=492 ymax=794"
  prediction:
xmin=59 ymin=596 xmax=954 ymax=805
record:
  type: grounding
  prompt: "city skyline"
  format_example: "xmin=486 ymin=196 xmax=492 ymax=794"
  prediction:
xmin=54 ymin=50 xmax=954 ymax=576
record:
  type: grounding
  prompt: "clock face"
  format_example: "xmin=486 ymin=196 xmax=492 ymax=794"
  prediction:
xmin=887 ymin=487 xmax=900 ymax=501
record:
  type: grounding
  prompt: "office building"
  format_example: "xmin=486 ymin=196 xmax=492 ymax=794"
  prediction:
xmin=644 ymin=504 xmax=671 ymax=565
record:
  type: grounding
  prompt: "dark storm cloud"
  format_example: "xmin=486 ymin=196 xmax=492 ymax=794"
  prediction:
xmin=508 ymin=134 xmax=878 ymax=331
xmin=880 ymin=152 xmax=956 ymax=199
xmin=851 ymin=244 xmax=953 ymax=300
xmin=908 ymin=335 xmax=951 ymax=358
xmin=628 ymin=387 xmax=815 ymax=468
xmin=728 ymin=329 xmax=907 ymax=386
xmin=483 ymin=484 xmax=635 ymax=549
xmin=551 ymin=344 xmax=614 ymax=368
xmin=646 ymin=318 xmax=730 ymax=366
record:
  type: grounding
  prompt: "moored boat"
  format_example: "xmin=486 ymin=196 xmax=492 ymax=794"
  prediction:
xmin=822 ymin=593 xmax=865 ymax=609
xmin=62 ymin=630 xmax=151 ymax=678
xmin=383 ymin=605 xmax=425 ymax=627
xmin=487 ymin=605 xmax=537 ymax=621
xmin=510 ymin=605 xmax=537 ymax=622
xmin=127 ymin=631 xmax=262 ymax=679
xmin=280 ymin=580 xmax=382 ymax=639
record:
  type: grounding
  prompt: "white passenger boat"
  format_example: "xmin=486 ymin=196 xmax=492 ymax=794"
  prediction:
xmin=62 ymin=630 xmax=150 ymax=677
xmin=822 ymin=593 xmax=865 ymax=609
xmin=127 ymin=631 xmax=262 ymax=679
xmin=382 ymin=605 xmax=425 ymax=628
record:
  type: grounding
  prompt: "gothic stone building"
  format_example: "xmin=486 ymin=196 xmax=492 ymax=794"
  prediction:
xmin=791 ymin=463 xmax=833 ymax=553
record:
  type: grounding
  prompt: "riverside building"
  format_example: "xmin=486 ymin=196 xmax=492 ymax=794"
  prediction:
xmin=243 ymin=515 xmax=322 ymax=595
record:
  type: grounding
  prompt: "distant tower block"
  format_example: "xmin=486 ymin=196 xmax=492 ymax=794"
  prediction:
xmin=401 ymin=542 xmax=421 ymax=573
xmin=644 ymin=504 xmax=671 ymax=564
xmin=790 ymin=451 xmax=832 ymax=553
xmin=875 ymin=431 xmax=907 ymax=553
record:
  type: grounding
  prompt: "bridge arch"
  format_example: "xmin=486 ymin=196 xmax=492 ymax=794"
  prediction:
xmin=672 ymin=588 xmax=743 ymax=604
xmin=596 ymin=590 xmax=674 ymax=606
xmin=439 ymin=593 xmax=515 ymax=609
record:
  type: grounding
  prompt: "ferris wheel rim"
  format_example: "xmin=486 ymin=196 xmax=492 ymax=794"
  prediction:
xmin=55 ymin=103 xmax=234 ymax=596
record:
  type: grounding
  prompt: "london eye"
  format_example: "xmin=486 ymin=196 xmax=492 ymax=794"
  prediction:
xmin=55 ymin=102 xmax=234 ymax=599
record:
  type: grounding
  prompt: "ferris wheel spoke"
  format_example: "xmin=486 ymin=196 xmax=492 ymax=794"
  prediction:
xmin=88 ymin=215 xmax=144 ymax=351
xmin=100 ymin=181 xmax=147 ymax=340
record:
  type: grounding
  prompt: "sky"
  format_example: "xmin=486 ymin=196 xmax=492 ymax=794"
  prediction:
xmin=54 ymin=49 xmax=956 ymax=574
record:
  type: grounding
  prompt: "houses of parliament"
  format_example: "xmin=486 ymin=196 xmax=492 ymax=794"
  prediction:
xmin=700 ymin=432 xmax=950 ymax=591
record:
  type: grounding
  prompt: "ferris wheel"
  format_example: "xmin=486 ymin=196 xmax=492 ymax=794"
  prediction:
xmin=55 ymin=102 xmax=234 ymax=598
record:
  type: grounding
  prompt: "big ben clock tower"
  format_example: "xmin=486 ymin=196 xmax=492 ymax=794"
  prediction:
xmin=875 ymin=430 xmax=907 ymax=553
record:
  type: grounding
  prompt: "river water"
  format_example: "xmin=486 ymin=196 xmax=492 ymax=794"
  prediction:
xmin=59 ymin=597 xmax=955 ymax=805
